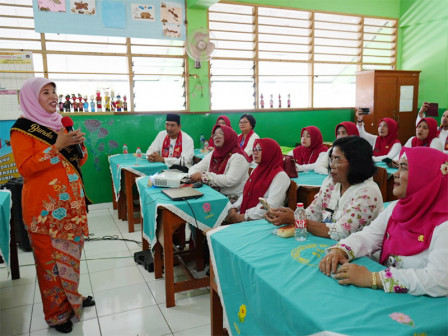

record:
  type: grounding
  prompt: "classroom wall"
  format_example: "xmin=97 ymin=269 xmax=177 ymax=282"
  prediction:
xmin=398 ymin=0 xmax=448 ymax=112
xmin=73 ymin=109 xmax=352 ymax=203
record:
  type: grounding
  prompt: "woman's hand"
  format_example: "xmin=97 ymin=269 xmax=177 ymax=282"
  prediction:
xmin=264 ymin=207 xmax=294 ymax=226
xmin=319 ymin=248 xmax=349 ymax=276
xmin=226 ymin=208 xmax=245 ymax=224
xmin=54 ymin=129 xmax=86 ymax=151
xmin=189 ymin=172 xmax=202 ymax=182
xmin=355 ymin=109 xmax=364 ymax=123
xmin=332 ymin=263 xmax=374 ymax=288
xmin=391 ymin=160 xmax=399 ymax=168
xmin=418 ymin=101 xmax=429 ymax=118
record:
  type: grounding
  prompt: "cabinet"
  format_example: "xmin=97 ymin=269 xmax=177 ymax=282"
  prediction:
xmin=355 ymin=70 xmax=420 ymax=144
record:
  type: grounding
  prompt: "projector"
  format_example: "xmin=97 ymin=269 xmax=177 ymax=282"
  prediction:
xmin=152 ymin=169 xmax=188 ymax=188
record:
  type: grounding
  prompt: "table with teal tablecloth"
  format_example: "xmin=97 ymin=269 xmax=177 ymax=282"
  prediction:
xmin=108 ymin=154 xmax=167 ymax=200
xmin=0 ymin=190 xmax=11 ymax=272
xmin=375 ymin=161 xmax=398 ymax=177
xmin=208 ymin=220 xmax=448 ymax=336
xmin=292 ymin=171 xmax=327 ymax=187
xmin=194 ymin=148 xmax=208 ymax=160
xmin=136 ymin=176 xmax=230 ymax=250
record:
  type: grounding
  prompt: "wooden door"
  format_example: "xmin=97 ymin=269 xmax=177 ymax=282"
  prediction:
xmin=367 ymin=75 xmax=398 ymax=134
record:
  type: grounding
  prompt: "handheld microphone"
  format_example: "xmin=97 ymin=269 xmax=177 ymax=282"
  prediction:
xmin=61 ymin=116 xmax=84 ymax=159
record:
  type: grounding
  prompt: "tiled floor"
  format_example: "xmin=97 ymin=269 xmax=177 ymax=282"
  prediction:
xmin=0 ymin=203 xmax=211 ymax=336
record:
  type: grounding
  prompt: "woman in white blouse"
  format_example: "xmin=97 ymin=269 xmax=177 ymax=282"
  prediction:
xmin=226 ymin=138 xmax=290 ymax=223
xmin=266 ymin=136 xmax=383 ymax=241
xmin=189 ymin=125 xmax=250 ymax=200
xmin=355 ymin=109 xmax=402 ymax=162
xmin=320 ymin=147 xmax=448 ymax=297
xmin=237 ymin=114 xmax=260 ymax=159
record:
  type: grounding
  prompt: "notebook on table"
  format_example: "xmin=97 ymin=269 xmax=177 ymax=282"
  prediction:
xmin=161 ymin=187 xmax=204 ymax=201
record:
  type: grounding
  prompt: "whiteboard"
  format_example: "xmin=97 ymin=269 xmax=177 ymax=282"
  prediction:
xmin=0 ymin=51 xmax=34 ymax=121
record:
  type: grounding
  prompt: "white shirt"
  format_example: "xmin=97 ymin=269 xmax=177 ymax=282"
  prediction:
xmin=287 ymin=150 xmax=328 ymax=172
xmin=394 ymin=136 xmax=444 ymax=160
xmin=188 ymin=151 xmax=249 ymax=196
xmin=314 ymin=148 xmax=331 ymax=175
xmin=239 ymin=132 xmax=260 ymax=158
xmin=146 ymin=130 xmax=194 ymax=168
xmin=306 ymin=176 xmax=384 ymax=241
xmin=416 ymin=115 xmax=448 ymax=154
xmin=357 ymin=123 xmax=402 ymax=162
xmin=334 ymin=201 xmax=448 ymax=297
xmin=231 ymin=171 xmax=290 ymax=220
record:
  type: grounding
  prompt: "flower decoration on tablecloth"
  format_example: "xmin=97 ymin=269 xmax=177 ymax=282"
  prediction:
xmin=441 ymin=161 xmax=448 ymax=175
xmin=203 ymin=202 xmax=211 ymax=214
xmin=389 ymin=312 xmax=415 ymax=327
xmin=238 ymin=304 xmax=247 ymax=323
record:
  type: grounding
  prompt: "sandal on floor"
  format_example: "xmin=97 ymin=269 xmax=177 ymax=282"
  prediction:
xmin=82 ymin=295 xmax=95 ymax=307
xmin=52 ymin=320 xmax=73 ymax=334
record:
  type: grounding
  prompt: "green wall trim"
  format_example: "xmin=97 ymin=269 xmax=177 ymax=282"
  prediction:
xmin=187 ymin=0 xmax=220 ymax=8
xmin=73 ymin=109 xmax=352 ymax=203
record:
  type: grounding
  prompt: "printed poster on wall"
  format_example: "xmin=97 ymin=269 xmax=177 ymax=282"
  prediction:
xmin=132 ymin=4 xmax=155 ymax=21
xmin=70 ymin=0 xmax=95 ymax=15
xmin=161 ymin=1 xmax=182 ymax=38
xmin=38 ymin=0 xmax=66 ymax=12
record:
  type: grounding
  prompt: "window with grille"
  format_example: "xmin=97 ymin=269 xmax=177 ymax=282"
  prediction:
xmin=0 ymin=0 xmax=186 ymax=112
xmin=209 ymin=3 xmax=397 ymax=110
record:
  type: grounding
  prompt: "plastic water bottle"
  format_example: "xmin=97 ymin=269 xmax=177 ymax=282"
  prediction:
xmin=200 ymin=134 xmax=205 ymax=149
xmin=203 ymin=140 xmax=209 ymax=150
xmin=123 ymin=144 xmax=128 ymax=154
xmin=294 ymin=203 xmax=308 ymax=241
xmin=136 ymin=147 xmax=142 ymax=159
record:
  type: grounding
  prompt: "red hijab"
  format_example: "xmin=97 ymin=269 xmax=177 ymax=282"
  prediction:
xmin=411 ymin=117 xmax=439 ymax=148
xmin=208 ymin=115 xmax=232 ymax=148
xmin=209 ymin=125 xmax=249 ymax=174
xmin=292 ymin=126 xmax=328 ymax=165
xmin=240 ymin=138 xmax=284 ymax=214
xmin=373 ymin=118 xmax=401 ymax=157
xmin=335 ymin=122 xmax=359 ymax=137
xmin=379 ymin=147 xmax=448 ymax=264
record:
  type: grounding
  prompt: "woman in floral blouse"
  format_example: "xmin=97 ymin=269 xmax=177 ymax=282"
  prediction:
xmin=266 ymin=136 xmax=383 ymax=241
xmin=320 ymin=147 xmax=448 ymax=297
xmin=10 ymin=78 xmax=93 ymax=333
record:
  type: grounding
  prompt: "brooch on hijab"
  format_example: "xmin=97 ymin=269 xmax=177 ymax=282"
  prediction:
xmin=441 ymin=161 xmax=448 ymax=175
xmin=418 ymin=235 xmax=424 ymax=242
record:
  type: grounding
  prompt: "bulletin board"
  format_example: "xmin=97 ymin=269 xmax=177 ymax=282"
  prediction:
xmin=0 ymin=51 xmax=34 ymax=121
xmin=32 ymin=0 xmax=186 ymax=40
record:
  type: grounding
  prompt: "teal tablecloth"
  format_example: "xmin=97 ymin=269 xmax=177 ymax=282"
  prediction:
xmin=108 ymin=154 xmax=167 ymax=200
xmin=375 ymin=161 xmax=398 ymax=177
xmin=292 ymin=171 xmax=327 ymax=187
xmin=194 ymin=148 xmax=208 ymax=160
xmin=0 ymin=190 xmax=11 ymax=271
xmin=136 ymin=176 xmax=229 ymax=250
xmin=209 ymin=220 xmax=448 ymax=336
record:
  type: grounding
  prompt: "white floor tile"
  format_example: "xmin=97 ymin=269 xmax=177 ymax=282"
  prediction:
xmin=18 ymin=251 xmax=35 ymax=266
xmin=30 ymin=318 xmax=101 ymax=336
xmin=86 ymin=255 xmax=135 ymax=274
xmin=0 ymin=304 xmax=33 ymax=336
xmin=94 ymin=282 xmax=157 ymax=317
xmin=89 ymin=202 xmax=113 ymax=211
xmin=98 ymin=305 xmax=171 ymax=336
xmin=83 ymin=240 xmax=130 ymax=259
xmin=89 ymin=265 xmax=145 ymax=292
xmin=0 ymin=282 xmax=35 ymax=309
xmin=173 ymin=323 xmax=210 ymax=336
xmin=158 ymin=294 xmax=211 ymax=333
xmin=147 ymin=278 xmax=209 ymax=305
xmin=0 ymin=264 xmax=36 ymax=289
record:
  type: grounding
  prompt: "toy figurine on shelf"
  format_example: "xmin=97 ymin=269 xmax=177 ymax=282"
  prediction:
xmin=64 ymin=95 xmax=72 ymax=112
xmin=90 ymin=95 xmax=95 ymax=112
xmin=110 ymin=91 xmax=116 ymax=112
xmin=58 ymin=94 xmax=64 ymax=112
xmin=71 ymin=94 xmax=78 ymax=112
xmin=77 ymin=94 xmax=83 ymax=112
xmin=278 ymin=94 xmax=282 ymax=108
xmin=123 ymin=95 xmax=128 ymax=112
xmin=260 ymin=93 xmax=264 ymax=108
xmin=287 ymin=94 xmax=291 ymax=108
xmin=83 ymin=95 xmax=89 ymax=112
xmin=116 ymin=94 xmax=122 ymax=112
xmin=104 ymin=91 xmax=110 ymax=111
xmin=270 ymin=94 xmax=274 ymax=108
xmin=96 ymin=90 xmax=102 ymax=112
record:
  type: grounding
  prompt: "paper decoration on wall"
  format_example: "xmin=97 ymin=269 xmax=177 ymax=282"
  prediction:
xmin=38 ymin=0 xmax=66 ymax=12
xmin=161 ymin=1 xmax=182 ymax=24
xmin=70 ymin=0 xmax=95 ymax=15
xmin=132 ymin=4 xmax=155 ymax=21
xmin=163 ymin=23 xmax=181 ymax=38
xmin=101 ymin=1 xmax=126 ymax=28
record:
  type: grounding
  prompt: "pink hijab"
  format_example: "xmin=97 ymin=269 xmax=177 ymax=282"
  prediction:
xmin=19 ymin=77 xmax=62 ymax=131
xmin=379 ymin=147 xmax=448 ymax=264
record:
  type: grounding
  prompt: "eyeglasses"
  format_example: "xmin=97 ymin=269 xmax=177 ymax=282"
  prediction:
xmin=253 ymin=147 xmax=262 ymax=153
xmin=212 ymin=132 xmax=224 ymax=138
xmin=328 ymin=156 xmax=349 ymax=167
